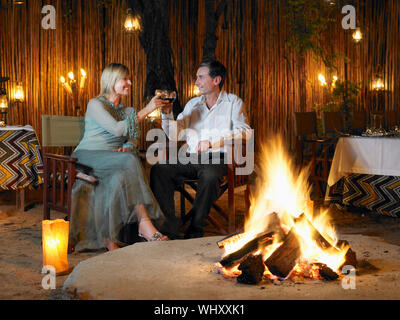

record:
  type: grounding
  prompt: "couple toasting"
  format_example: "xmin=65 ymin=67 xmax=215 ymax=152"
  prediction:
xmin=69 ymin=60 xmax=251 ymax=251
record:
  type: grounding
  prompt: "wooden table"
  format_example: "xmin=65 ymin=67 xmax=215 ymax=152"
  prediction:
xmin=326 ymin=136 xmax=400 ymax=217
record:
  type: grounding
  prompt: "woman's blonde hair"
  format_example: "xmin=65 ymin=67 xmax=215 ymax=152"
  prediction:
xmin=99 ymin=63 xmax=130 ymax=98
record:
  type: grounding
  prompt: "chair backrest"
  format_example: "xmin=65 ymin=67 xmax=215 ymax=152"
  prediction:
xmin=41 ymin=115 xmax=85 ymax=147
xmin=351 ymin=110 xmax=366 ymax=132
xmin=370 ymin=111 xmax=384 ymax=129
xmin=322 ymin=111 xmax=343 ymax=136
xmin=294 ymin=112 xmax=317 ymax=137
xmin=385 ymin=110 xmax=398 ymax=129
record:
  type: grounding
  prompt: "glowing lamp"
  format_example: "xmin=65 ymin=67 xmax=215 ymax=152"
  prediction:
xmin=42 ymin=219 xmax=69 ymax=274
xmin=124 ymin=10 xmax=141 ymax=33
xmin=13 ymin=82 xmax=24 ymax=102
xmin=79 ymin=68 xmax=86 ymax=90
xmin=372 ymin=78 xmax=385 ymax=91
xmin=332 ymin=75 xmax=338 ymax=87
xmin=0 ymin=91 xmax=8 ymax=110
xmin=352 ymin=28 xmax=362 ymax=43
xmin=318 ymin=74 xmax=327 ymax=86
xmin=193 ymin=85 xmax=200 ymax=96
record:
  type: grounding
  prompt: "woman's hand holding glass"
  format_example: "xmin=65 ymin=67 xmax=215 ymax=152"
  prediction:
xmin=146 ymin=90 xmax=175 ymax=120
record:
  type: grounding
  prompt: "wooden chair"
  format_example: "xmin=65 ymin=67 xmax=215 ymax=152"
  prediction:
xmin=385 ymin=110 xmax=399 ymax=129
xmin=294 ymin=112 xmax=335 ymax=199
xmin=175 ymin=139 xmax=251 ymax=235
xmin=321 ymin=111 xmax=344 ymax=137
xmin=351 ymin=110 xmax=367 ymax=134
xmin=41 ymin=115 xmax=85 ymax=220
xmin=370 ymin=111 xmax=385 ymax=129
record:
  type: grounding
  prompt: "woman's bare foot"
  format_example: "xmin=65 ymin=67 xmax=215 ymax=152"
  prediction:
xmin=105 ymin=239 xmax=119 ymax=251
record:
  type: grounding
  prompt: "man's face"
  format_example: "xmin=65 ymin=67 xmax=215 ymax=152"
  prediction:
xmin=195 ymin=66 xmax=220 ymax=95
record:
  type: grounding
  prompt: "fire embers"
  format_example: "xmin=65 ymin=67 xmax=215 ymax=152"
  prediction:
xmin=216 ymin=213 xmax=358 ymax=285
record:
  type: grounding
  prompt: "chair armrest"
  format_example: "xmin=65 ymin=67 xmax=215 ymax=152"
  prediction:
xmin=43 ymin=152 xmax=78 ymax=163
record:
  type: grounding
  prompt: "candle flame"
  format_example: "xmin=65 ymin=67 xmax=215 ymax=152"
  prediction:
xmin=68 ymin=72 xmax=74 ymax=81
xmin=352 ymin=30 xmax=362 ymax=42
xmin=318 ymin=74 xmax=327 ymax=86
xmin=14 ymin=84 xmax=24 ymax=101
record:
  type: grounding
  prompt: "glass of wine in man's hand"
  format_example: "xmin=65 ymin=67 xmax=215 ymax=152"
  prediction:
xmin=155 ymin=89 xmax=177 ymax=102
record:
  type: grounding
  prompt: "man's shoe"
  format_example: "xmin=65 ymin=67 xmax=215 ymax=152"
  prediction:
xmin=184 ymin=226 xmax=204 ymax=239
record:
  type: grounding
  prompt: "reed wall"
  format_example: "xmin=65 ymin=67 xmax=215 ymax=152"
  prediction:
xmin=0 ymin=0 xmax=399 ymax=150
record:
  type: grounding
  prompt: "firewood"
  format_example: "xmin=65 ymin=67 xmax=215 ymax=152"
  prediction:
xmin=219 ymin=232 xmax=274 ymax=268
xmin=217 ymin=212 xmax=281 ymax=248
xmin=295 ymin=214 xmax=339 ymax=252
xmin=264 ymin=228 xmax=301 ymax=279
xmin=337 ymin=240 xmax=358 ymax=269
xmin=217 ymin=230 xmax=243 ymax=249
xmin=315 ymin=263 xmax=339 ymax=281
xmin=237 ymin=254 xmax=265 ymax=285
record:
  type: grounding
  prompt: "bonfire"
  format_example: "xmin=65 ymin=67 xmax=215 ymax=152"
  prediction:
xmin=216 ymin=136 xmax=357 ymax=284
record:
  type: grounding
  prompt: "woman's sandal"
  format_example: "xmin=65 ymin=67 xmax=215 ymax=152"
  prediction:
xmin=138 ymin=232 xmax=169 ymax=242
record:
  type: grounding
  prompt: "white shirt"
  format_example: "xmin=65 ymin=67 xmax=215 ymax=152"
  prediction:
xmin=161 ymin=90 xmax=251 ymax=153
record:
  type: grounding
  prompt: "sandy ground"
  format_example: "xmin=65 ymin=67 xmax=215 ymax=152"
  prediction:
xmin=1 ymin=189 xmax=400 ymax=300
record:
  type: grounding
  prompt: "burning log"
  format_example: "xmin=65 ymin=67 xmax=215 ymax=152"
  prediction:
xmin=217 ymin=212 xmax=281 ymax=249
xmin=219 ymin=232 xmax=274 ymax=268
xmin=264 ymin=228 xmax=301 ymax=279
xmin=337 ymin=240 xmax=358 ymax=269
xmin=295 ymin=214 xmax=339 ymax=252
xmin=217 ymin=231 xmax=243 ymax=249
xmin=237 ymin=254 xmax=265 ymax=285
xmin=314 ymin=263 xmax=339 ymax=281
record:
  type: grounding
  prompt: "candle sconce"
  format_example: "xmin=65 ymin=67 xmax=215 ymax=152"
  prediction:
xmin=60 ymin=69 xmax=87 ymax=115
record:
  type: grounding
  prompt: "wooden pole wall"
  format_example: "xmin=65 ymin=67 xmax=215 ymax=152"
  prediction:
xmin=0 ymin=0 xmax=399 ymax=151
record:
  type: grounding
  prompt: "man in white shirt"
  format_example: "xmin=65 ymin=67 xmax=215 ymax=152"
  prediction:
xmin=150 ymin=60 xmax=251 ymax=239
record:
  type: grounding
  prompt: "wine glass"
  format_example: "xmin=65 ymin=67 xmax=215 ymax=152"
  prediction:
xmin=155 ymin=89 xmax=176 ymax=103
xmin=148 ymin=90 xmax=176 ymax=121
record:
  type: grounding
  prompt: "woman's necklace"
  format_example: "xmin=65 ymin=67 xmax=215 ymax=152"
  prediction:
xmin=98 ymin=96 xmax=125 ymax=121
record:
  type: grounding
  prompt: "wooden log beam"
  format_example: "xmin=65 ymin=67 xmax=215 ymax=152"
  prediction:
xmin=217 ymin=212 xmax=281 ymax=249
xmin=219 ymin=232 xmax=274 ymax=268
xmin=264 ymin=228 xmax=301 ymax=279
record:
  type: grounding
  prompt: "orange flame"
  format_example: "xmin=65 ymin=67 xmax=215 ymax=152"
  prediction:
xmin=221 ymin=135 xmax=347 ymax=278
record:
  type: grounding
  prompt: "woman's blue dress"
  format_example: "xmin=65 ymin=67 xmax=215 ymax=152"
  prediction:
xmin=69 ymin=96 xmax=165 ymax=251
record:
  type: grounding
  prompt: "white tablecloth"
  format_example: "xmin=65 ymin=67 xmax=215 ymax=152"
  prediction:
xmin=0 ymin=125 xmax=34 ymax=131
xmin=328 ymin=136 xmax=400 ymax=186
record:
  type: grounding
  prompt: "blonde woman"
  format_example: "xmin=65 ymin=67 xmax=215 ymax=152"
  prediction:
xmin=69 ymin=63 xmax=171 ymax=251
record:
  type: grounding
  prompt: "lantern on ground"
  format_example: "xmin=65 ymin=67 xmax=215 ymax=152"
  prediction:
xmin=42 ymin=219 xmax=69 ymax=274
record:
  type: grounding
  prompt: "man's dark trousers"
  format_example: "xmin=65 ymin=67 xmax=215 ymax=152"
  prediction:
xmin=150 ymin=153 xmax=227 ymax=238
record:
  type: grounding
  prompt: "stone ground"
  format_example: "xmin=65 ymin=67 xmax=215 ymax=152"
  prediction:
xmin=1 ymin=187 xmax=400 ymax=300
